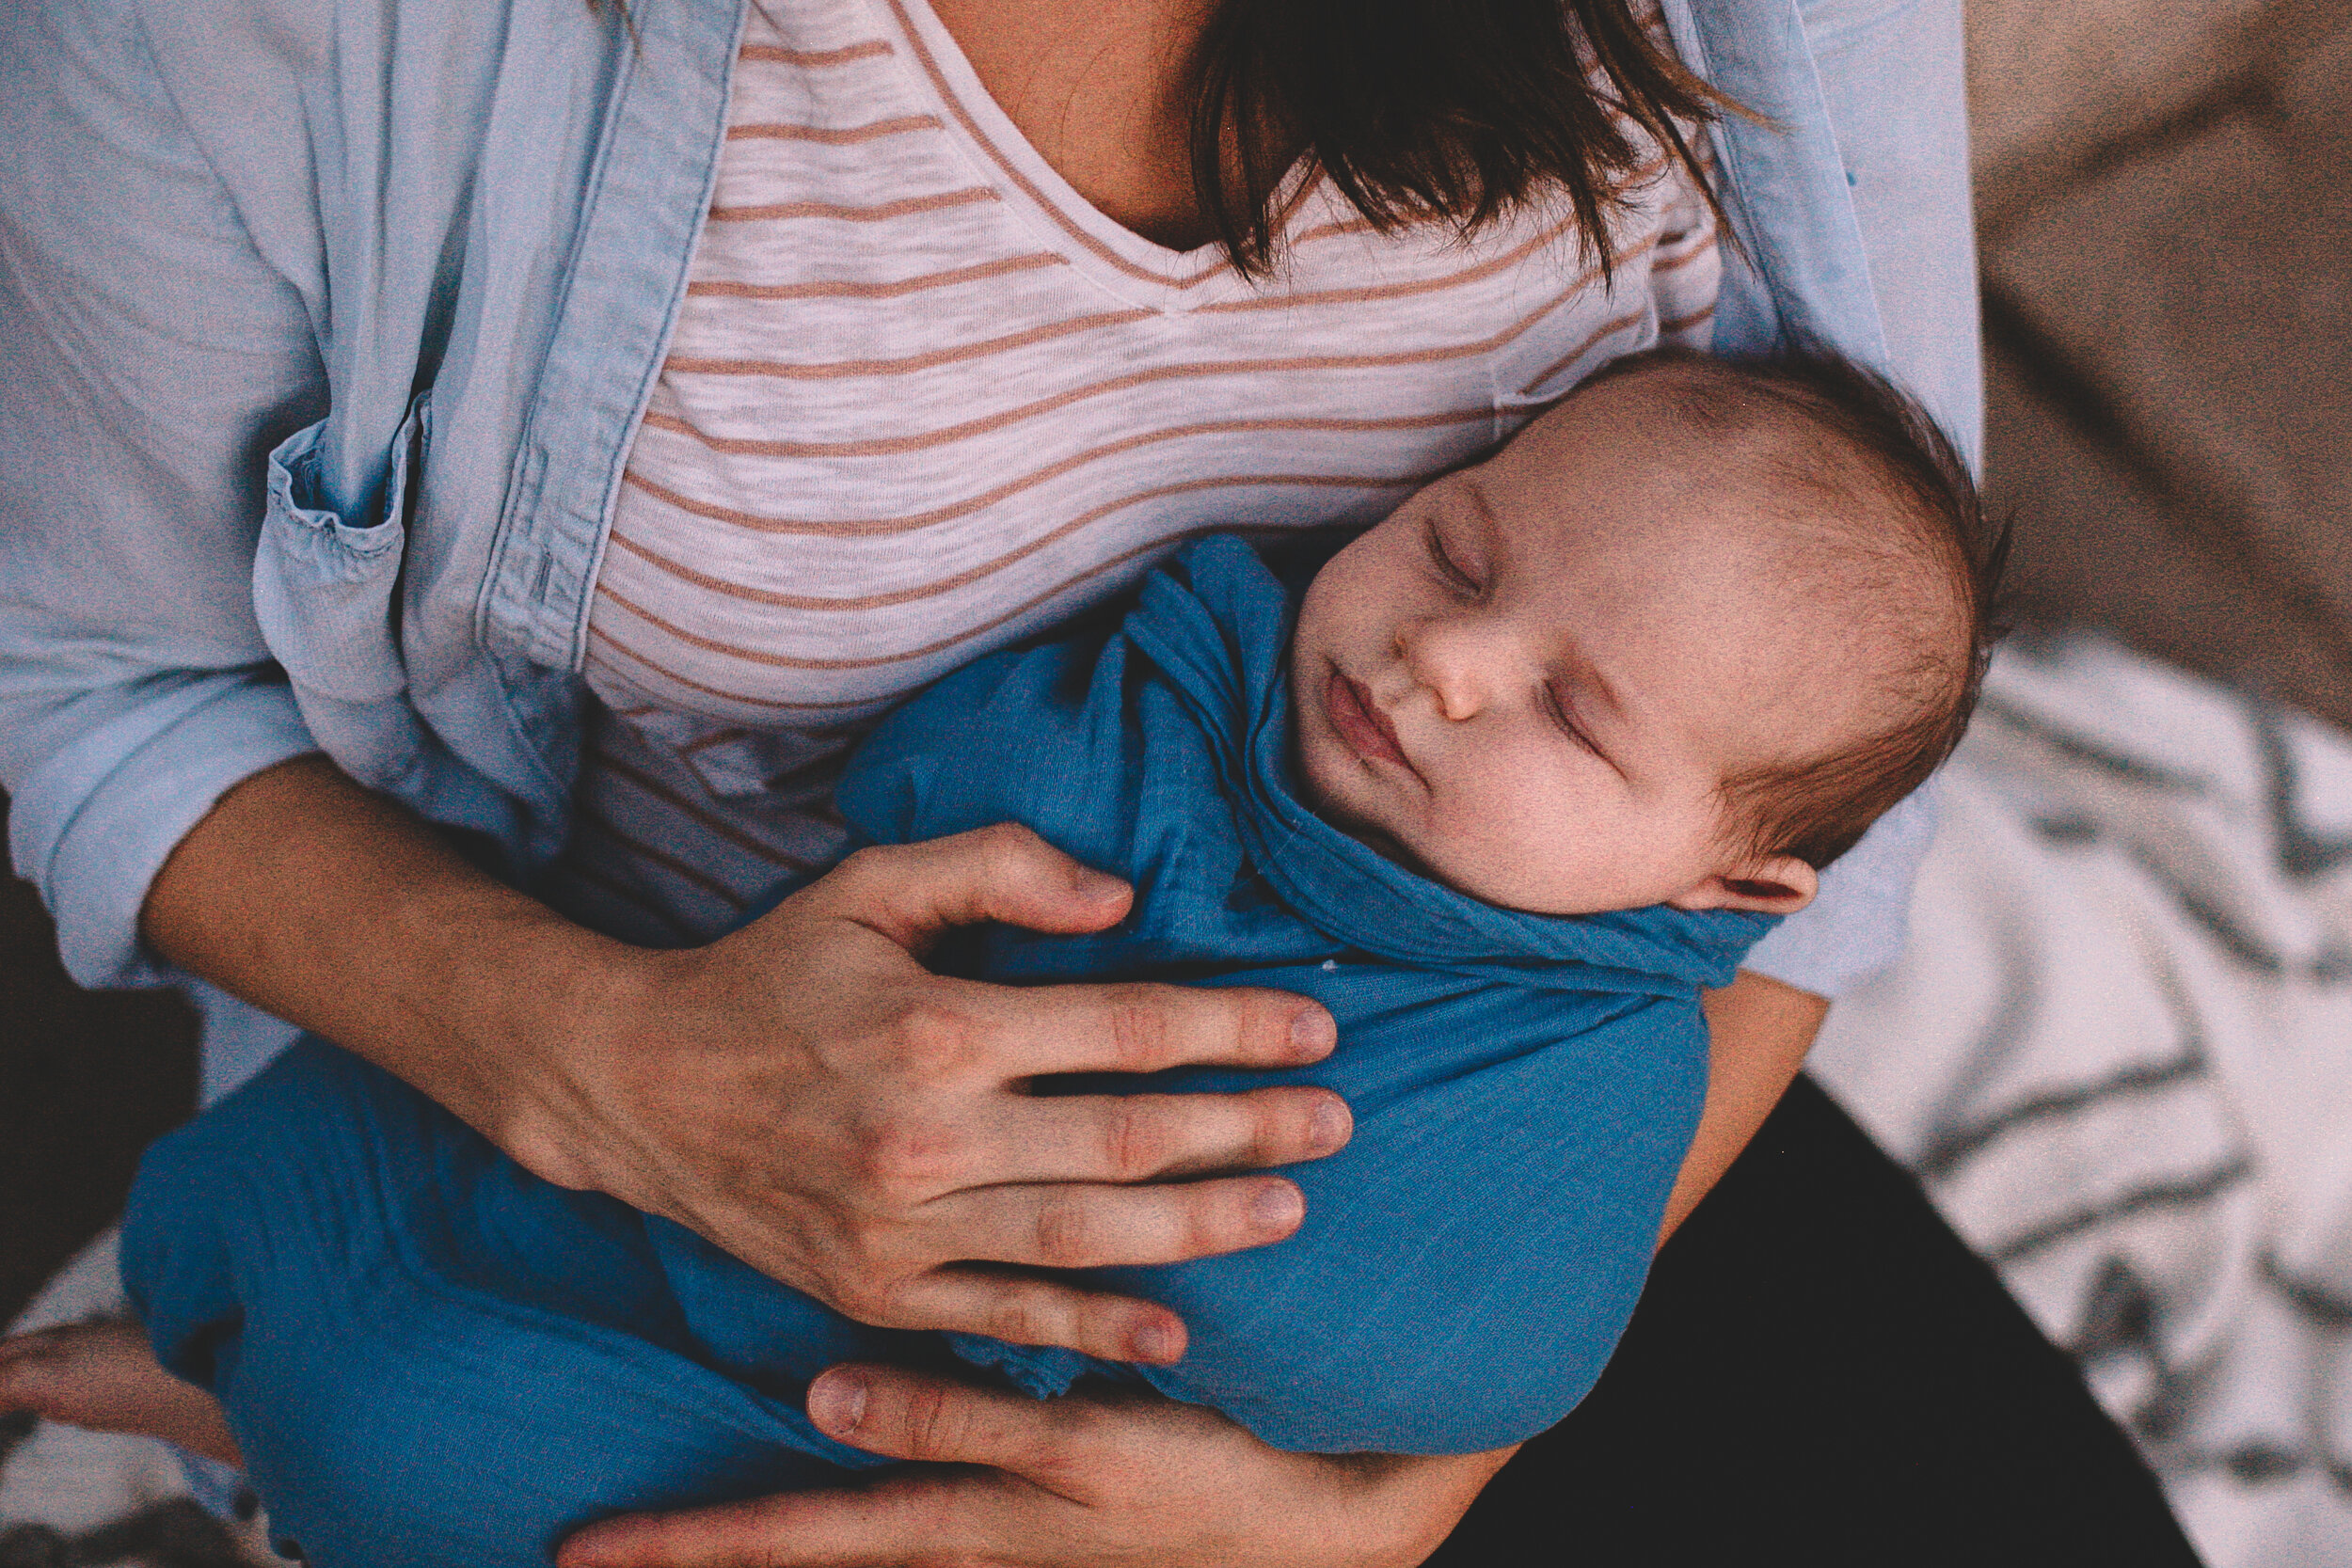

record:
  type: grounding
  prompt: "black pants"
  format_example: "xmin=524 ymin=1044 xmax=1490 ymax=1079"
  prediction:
xmin=1429 ymin=1076 xmax=2204 ymax=1566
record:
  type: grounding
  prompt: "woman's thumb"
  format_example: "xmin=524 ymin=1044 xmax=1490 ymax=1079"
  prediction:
xmin=828 ymin=823 xmax=1132 ymax=951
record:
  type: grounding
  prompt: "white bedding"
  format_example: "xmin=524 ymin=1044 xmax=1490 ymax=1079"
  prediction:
xmin=1815 ymin=632 xmax=2352 ymax=1568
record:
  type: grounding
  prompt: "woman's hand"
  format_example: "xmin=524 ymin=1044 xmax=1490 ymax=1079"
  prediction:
xmin=556 ymin=969 xmax=1830 ymax=1568
xmin=145 ymin=760 xmax=1348 ymax=1366
xmin=561 ymin=1363 xmax=1513 ymax=1568
xmin=503 ymin=823 xmax=1350 ymax=1363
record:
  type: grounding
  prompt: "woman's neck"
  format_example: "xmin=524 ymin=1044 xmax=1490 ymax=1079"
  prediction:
xmin=927 ymin=0 xmax=1226 ymax=249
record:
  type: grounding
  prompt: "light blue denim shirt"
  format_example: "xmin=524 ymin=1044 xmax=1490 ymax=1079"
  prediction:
xmin=0 ymin=0 xmax=1978 ymax=993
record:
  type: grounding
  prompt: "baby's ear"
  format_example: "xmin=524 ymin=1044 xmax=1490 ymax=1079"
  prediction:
xmin=1664 ymin=854 xmax=1818 ymax=916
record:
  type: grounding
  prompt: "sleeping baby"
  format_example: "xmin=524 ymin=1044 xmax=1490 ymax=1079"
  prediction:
xmin=120 ymin=345 xmax=2002 ymax=1568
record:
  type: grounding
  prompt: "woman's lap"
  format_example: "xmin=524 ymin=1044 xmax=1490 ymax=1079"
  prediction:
xmin=128 ymin=1047 xmax=2201 ymax=1565
xmin=1428 ymin=1073 xmax=2204 ymax=1566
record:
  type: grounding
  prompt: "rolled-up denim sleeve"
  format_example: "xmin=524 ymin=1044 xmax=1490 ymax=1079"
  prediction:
xmin=0 ymin=0 xmax=326 ymax=988
xmin=1740 ymin=0 xmax=1980 ymax=999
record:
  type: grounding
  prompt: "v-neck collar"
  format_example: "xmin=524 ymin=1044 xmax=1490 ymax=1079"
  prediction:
xmin=867 ymin=0 xmax=1322 ymax=310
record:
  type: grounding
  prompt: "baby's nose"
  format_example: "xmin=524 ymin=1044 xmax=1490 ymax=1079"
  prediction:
xmin=1431 ymin=678 xmax=1484 ymax=722
xmin=1399 ymin=618 xmax=1497 ymax=721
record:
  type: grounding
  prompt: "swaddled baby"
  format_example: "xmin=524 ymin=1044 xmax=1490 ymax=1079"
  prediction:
xmin=122 ymin=346 xmax=2001 ymax=1568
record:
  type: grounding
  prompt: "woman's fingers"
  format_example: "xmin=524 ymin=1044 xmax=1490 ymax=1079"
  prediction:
xmin=813 ymin=826 xmax=1338 ymax=1077
xmin=522 ymin=825 xmax=1343 ymax=1355
xmin=885 ymin=1267 xmax=1189 ymax=1364
xmin=973 ymin=974 xmax=1336 ymax=1077
xmin=557 ymin=1367 xmax=1071 ymax=1568
xmin=874 ymin=1170 xmax=1311 ymax=1357
xmin=986 ymin=1086 xmax=1352 ymax=1183
xmin=928 ymin=1173 xmax=1307 ymax=1275
xmin=821 ymin=1167 xmax=1306 ymax=1353
xmin=805 ymin=1364 xmax=1104 ymax=1480
xmin=558 ymin=1367 xmax=1502 ymax=1568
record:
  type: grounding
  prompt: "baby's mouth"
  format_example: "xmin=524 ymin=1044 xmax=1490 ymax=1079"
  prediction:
xmin=1325 ymin=669 xmax=1419 ymax=781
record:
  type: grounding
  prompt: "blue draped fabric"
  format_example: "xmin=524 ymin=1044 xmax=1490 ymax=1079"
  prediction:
xmin=123 ymin=537 xmax=1771 ymax=1568
xmin=838 ymin=537 xmax=1772 ymax=1440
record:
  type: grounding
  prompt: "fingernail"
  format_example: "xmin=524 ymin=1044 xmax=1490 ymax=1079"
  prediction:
xmin=1129 ymin=1320 xmax=1180 ymax=1363
xmin=1073 ymin=868 xmax=1129 ymax=906
xmin=1309 ymin=1097 xmax=1352 ymax=1152
xmin=1251 ymin=1182 xmax=1305 ymax=1231
xmin=558 ymin=1526 xmax=633 ymax=1568
xmin=807 ymin=1370 xmax=868 ymax=1436
xmin=1289 ymin=1008 xmax=1336 ymax=1057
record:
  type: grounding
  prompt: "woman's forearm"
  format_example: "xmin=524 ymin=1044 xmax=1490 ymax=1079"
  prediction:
xmin=138 ymin=753 xmax=630 ymax=1147
xmin=142 ymin=760 xmax=1340 ymax=1356
xmin=1660 ymin=968 xmax=1829 ymax=1239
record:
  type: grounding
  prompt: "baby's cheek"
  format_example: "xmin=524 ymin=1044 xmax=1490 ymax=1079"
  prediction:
xmin=1421 ymin=813 xmax=1535 ymax=905
xmin=1295 ymin=729 xmax=1359 ymax=820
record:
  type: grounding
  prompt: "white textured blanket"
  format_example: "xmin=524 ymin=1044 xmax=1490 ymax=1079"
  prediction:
xmin=1815 ymin=633 xmax=2352 ymax=1568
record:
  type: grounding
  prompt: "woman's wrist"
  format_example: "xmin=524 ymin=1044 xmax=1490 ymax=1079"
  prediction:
xmin=1338 ymin=1447 xmax=1522 ymax=1567
xmin=141 ymin=753 xmax=642 ymax=1164
xmin=411 ymin=884 xmax=652 ymax=1177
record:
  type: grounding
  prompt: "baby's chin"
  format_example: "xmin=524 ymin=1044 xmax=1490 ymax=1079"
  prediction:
xmin=1332 ymin=810 xmax=1434 ymax=882
xmin=1288 ymin=723 xmax=1436 ymax=878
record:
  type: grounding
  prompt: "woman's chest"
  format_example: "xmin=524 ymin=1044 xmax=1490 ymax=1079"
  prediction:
xmin=582 ymin=0 xmax=1721 ymax=741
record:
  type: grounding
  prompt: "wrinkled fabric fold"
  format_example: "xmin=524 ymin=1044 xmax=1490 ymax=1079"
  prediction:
xmin=844 ymin=537 xmax=1769 ymax=1445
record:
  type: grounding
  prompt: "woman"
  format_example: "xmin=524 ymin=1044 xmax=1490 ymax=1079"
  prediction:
xmin=0 ymin=0 xmax=2197 ymax=1561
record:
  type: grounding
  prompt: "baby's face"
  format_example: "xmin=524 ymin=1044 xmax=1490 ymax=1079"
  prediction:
xmin=1289 ymin=372 xmax=1870 ymax=917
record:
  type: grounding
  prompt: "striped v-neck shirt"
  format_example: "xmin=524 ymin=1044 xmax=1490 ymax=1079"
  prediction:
xmin=557 ymin=0 xmax=1722 ymax=944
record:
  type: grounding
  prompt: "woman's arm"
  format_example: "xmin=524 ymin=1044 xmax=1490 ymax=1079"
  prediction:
xmin=145 ymin=755 xmax=1349 ymax=1361
xmin=1800 ymin=0 xmax=1980 ymax=463
xmin=1661 ymin=969 xmax=1831 ymax=1236
xmin=564 ymin=973 xmax=1827 ymax=1568
xmin=0 ymin=0 xmax=328 ymax=990
xmin=9 ymin=0 xmax=1346 ymax=1359
xmin=1724 ymin=0 xmax=1976 ymax=1003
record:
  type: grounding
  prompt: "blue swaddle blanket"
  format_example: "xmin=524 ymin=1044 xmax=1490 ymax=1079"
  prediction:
xmin=123 ymin=536 xmax=1772 ymax=1568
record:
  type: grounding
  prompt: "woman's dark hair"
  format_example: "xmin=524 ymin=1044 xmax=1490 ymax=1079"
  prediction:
xmin=1189 ymin=0 xmax=1746 ymax=277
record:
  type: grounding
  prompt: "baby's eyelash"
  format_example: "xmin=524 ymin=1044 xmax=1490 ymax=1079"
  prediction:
xmin=1544 ymin=686 xmax=1595 ymax=751
xmin=1423 ymin=518 xmax=1479 ymax=593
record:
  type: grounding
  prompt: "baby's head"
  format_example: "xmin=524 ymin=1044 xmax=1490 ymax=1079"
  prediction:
xmin=1289 ymin=346 xmax=2003 ymax=918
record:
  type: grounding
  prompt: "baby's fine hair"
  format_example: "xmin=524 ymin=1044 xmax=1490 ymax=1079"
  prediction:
xmin=1581 ymin=344 xmax=2010 ymax=869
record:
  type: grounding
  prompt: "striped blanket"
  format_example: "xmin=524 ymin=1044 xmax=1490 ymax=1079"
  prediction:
xmin=1815 ymin=632 xmax=2352 ymax=1568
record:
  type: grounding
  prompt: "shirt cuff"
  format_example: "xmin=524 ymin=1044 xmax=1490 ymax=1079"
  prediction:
xmin=1740 ymin=778 xmax=1938 ymax=998
xmin=8 ymin=675 xmax=317 ymax=990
